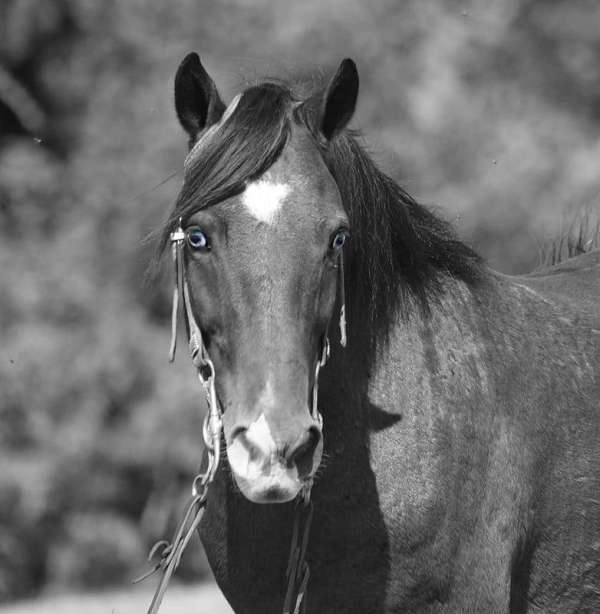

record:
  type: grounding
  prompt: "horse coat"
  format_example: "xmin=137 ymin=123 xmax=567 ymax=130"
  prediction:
xmin=157 ymin=54 xmax=600 ymax=613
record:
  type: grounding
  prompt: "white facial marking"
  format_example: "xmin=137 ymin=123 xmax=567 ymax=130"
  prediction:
xmin=245 ymin=413 xmax=276 ymax=459
xmin=258 ymin=378 xmax=276 ymax=409
xmin=242 ymin=180 xmax=290 ymax=224
xmin=226 ymin=412 xmax=278 ymax=480
xmin=226 ymin=436 xmax=253 ymax=477
xmin=226 ymin=404 xmax=305 ymax=503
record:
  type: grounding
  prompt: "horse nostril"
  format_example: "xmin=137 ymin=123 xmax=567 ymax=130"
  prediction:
xmin=286 ymin=426 xmax=321 ymax=476
xmin=229 ymin=426 xmax=261 ymax=463
xmin=230 ymin=425 xmax=248 ymax=441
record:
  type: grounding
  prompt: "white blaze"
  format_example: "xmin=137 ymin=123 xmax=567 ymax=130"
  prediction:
xmin=242 ymin=180 xmax=290 ymax=224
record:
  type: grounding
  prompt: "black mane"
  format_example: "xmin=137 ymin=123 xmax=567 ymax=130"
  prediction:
xmin=160 ymin=80 xmax=484 ymax=342
xmin=317 ymin=130 xmax=483 ymax=336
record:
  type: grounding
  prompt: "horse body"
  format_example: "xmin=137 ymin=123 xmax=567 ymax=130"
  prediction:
xmin=201 ymin=251 xmax=600 ymax=613
xmin=161 ymin=54 xmax=600 ymax=613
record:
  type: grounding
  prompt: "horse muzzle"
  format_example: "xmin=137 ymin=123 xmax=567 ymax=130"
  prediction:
xmin=225 ymin=413 xmax=323 ymax=503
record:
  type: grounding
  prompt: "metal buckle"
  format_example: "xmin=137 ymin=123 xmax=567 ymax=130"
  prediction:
xmin=320 ymin=336 xmax=330 ymax=367
xmin=338 ymin=251 xmax=347 ymax=347
xmin=170 ymin=226 xmax=185 ymax=243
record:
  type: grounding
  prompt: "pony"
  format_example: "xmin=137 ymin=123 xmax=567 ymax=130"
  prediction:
xmin=156 ymin=53 xmax=600 ymax=613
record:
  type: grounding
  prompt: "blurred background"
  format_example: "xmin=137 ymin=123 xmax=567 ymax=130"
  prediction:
xmin=0 ymin=0 xmax=599 ymax=612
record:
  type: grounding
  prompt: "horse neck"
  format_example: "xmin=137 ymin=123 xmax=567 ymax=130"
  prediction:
xmin=317 ymin=270 xmax=499 ymax=500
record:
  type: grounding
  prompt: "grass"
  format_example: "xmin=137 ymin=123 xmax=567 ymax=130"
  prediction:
xmin=0 ymin=582 xmax=233 ymax=614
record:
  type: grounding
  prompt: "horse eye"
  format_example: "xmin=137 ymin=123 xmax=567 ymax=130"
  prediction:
xmin=186 ymin=227 xmax=210 ymax=251
xmin=331 ymin=229 xmax=348 ymax=251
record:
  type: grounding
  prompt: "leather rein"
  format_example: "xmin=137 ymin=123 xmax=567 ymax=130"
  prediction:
xmin=137 ymin=219 xmax=347 ymax=614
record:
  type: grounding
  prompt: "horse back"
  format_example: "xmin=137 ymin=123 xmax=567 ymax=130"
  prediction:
xmin=517 ymin=249 xmax=600 ymax=320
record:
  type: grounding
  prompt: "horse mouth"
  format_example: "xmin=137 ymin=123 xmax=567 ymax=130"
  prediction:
xmin=224 ymin=412 xmax=323 ymax=504
xmin=232 ymin=472 xmax=302 ymax=503
xmin=260 ymin=484 xmax=296 ymax=503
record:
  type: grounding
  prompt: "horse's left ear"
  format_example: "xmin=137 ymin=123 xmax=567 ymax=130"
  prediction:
xmin=174 ymin=52 xmax=226 ymax=145
xmin=319 ymin=58 xmax=359 ymax=140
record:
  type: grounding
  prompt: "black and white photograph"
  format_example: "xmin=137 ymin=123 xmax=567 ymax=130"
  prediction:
xmin=0 ymin=1 xmax=599 ymax=613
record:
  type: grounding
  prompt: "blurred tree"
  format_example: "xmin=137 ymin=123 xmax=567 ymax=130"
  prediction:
xmin=0 ymin=0 xmax=85 ymax=153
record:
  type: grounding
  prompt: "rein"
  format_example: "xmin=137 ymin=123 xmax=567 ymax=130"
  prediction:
xmin=138 ymin=220 xmax=347 ymax=614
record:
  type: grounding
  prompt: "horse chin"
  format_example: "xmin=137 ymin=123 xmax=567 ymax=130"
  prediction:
xmin=231 ymin=469 xmax=303 ymax=504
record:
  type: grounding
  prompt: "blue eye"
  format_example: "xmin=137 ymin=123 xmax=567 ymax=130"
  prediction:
xmin=187 ymin=227 xmax=210 ymax=251
xmin=331 ymin=229 xmax=348 ymax=250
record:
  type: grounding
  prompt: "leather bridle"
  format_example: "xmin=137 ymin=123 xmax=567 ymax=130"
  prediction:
xmin=138 ymin=218 xmax=347 ymax=614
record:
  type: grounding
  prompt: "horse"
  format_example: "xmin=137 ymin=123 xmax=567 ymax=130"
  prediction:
xmin=155 ymin=53 xmax=600 ymax=613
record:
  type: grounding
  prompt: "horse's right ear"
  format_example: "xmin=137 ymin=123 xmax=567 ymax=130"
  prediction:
xmin=319 ymin=58 xmax=359 ymax=140
xmin=174 ymin=52 xmax=225 ymax=145
xmin=298 ymin=58 xmax=359 ymax=142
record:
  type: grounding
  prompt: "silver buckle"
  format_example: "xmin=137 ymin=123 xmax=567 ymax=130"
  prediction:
xmin=170 ymin=227 xmax=185 ymax=243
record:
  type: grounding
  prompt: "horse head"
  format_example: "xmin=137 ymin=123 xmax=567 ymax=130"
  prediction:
xmin=169 ymin=54 xmax=359 ymax=504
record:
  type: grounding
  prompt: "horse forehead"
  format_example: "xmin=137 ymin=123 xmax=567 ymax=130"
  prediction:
xmin=241 ymin=179 xmax=291 ymax=225
xmin=239 ymin=164 xmax=337 ymax=228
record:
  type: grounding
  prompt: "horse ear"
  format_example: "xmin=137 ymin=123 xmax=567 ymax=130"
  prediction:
xmin=319 ymin=58 xmax=359 ymax=140
xmin=174 ymin=52 xmax=226 ymax=144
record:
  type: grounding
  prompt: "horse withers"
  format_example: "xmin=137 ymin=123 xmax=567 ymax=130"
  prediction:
xmin=157 ymin=53 xmax=600 ymax=613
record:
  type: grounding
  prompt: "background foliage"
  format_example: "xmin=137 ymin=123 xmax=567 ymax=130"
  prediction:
xmin=0 ymin=0 xmax=599 ymax=602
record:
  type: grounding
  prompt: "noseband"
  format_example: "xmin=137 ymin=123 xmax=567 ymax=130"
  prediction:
xmin=139 ymin=219 xmax=347 ymax=614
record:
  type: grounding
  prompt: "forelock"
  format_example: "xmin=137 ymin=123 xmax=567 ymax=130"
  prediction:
xmin=184 ymin=93 xmax=242 ymax=173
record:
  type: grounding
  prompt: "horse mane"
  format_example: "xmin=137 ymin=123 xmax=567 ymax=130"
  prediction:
xmin=158 ymin=79 xmax=484 ymax=343
xmin=313 ymin=129 xmax=483 ymax=337
xmin=537 ymin=207 xmax=600 ymax=268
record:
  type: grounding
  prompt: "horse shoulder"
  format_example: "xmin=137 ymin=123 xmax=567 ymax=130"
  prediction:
xmin=367 ymin=271 xmax=600 ymax=611
xmin=484 ymin=264 xmax=600 ymax=612
xmin=365 ymin=280 xmax=522 ymax=611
